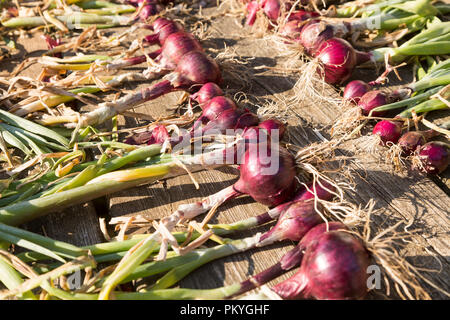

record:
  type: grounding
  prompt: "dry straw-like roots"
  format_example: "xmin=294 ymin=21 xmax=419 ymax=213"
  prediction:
xmin=352 ymin=211 xmax=450 ymax=300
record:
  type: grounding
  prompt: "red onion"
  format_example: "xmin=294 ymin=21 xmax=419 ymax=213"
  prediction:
xmin=259 ymin=200 xmax=324 ymax=244
xmin=200 ymin=108 xmax=260 ymax=135
xmin=343 ymin=80 xmax=371 ymax=104
xmin=157 ymin=32 xmax=203 ymax=68
xmin=315 ymin=38 xmax=358 ymax=85
xmin=258 ymin=119 xmax=286 ymax=140
xmin=139 ymin=4 xmax=161 ymax=21
xmin=196 ymin=96 xmax=238 ymax=126
xmin=372 ymin=120 xmax=402 ymax=145
xmin=272 ymin=223 xmax=370 ymax=300
xmin=279 ymin=20 xmax=309 ymax=42
xmin=144 ymin=20 xmax=184 ymax=46
xmin=245 ymin=1 xmax=260 ymax=26
xmin=397 ymin=130 xmax=437 ymax=156
xmin=300 ymin=21 xmax=336 ymax=56
xmin=233 ymin=146 xmax=297 ymax=206
xmin=262 ymin=0 xmax=281 ymax=22
xmin=168 ymin=51 xmax=222 ymax=89
xmin=415 ymin=141 xmax=449 ymax=174
xmin=190 ymin=82 xmax=224 ymax=107
xmin=358 ymin=90 xmax=388 ymax=117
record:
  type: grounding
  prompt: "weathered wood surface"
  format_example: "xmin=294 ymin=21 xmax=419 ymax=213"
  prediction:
xmin=0 ymin=2 xmax=448 ymax=299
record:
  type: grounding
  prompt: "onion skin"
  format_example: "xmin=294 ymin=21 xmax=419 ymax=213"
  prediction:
xmin=147 ymin=125 xmax=170 ymax=145
xmin=191 ymin=82 xmax=224 ymax=107
xmin=372 ymin=120 xmax=402 ymax=145
xmin=273 ymin=223 xmax=370 ymax=300
xmin=158 ymin=32 xmax=203 ymax=67
xmin=358 ymin=91 xmax=388 ymax=117
xmin=245 ymin=1 xmax=260 ymax=26
xmin=201 ymin=108 xmax=259 ymax=134
xmin=139 ymin=4 xmax=161 ymax=21
xmin=200 ymin=96 xmax=238 ymax=123
xmin=259 ymin=200 xmax=324 ymax=243
xmin=300 ymin=21 xmax=336 ymax=56
xmin=170 ymin=51 xmax=222 ymax=89
xmin=316 ymin=38 xmax=358 ymax=85
xmin=294 ymin=180 xmax=336 ymax=202
xmin=287 ymin=10 xmax=319 ymax=21
xmin=279 ymin=20 xmax=305 ymax=41
xmin=234 ymin=146 xmax=297 ymax=207
xmin=398 ymin=130 xmax=437 ymax=156
xmin=258 ymin=119 xmax=286 ymax=140
xmin=416 ymin=142 xmax=450 ymax=175
xmin=262 ymin=0 xmax=281 ymax=22
xmin=343 ymin=80 xmax=370 ymax=104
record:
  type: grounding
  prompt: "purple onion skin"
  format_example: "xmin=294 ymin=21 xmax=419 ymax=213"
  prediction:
xmin=260 ymin=200 xmax=324 ymax=243
xmin=158 ymin=32 xmax=203 ymax=67
xmin=316 ymin=38 xmax=357 ymax=85
xmin=372 ymin=120 xmax=402 ymax=145
xmin=294 ymin=180 xmax=336 ymax=202
xmin=156 ymin=21 xmax=184 ymax=45
xmin=358 ymin=90 xmax=387 ymax=117
xmin=200 ymin=96 xmax=237 ymax=123
xmin=416 ymin=142 xmax=450 ymax=175
xmin=262 ymin=0 xmax=281 ymax=21
xmin=300 ymin=21 xmax=335 ymax=56
xmin=191 ymin=82 xmax=224 ymax=107
xmin=258 ymin=119 xmax=286 ymax=140
xmin=151 ymin=17 xmax=171 ymax=32
xmin=234 ymin=146 xmax=297 ymax=207
xmin=171 ymin=51 xmax=222 ymax=89
xmin=279 ymin=20 xmax=304 ymax=41
xmin=245 ymin=1 xmax=260 ymax=26
xmin=397 ymin=130 xmax=437 ymax=156
xmin=201 ymin=108 xmax=259 ymax=134
xmin=139 ymin=4 xmax=161 ymax=21
xmin=287 ymin=10 xmax=319 ymax=21
xmin=147 ymin=125 xmax=170 ymax=145
xmin=343 ymin=80 xmax=370 ymax=104
xmin=273 ymin=223 xmax=370 ymax=300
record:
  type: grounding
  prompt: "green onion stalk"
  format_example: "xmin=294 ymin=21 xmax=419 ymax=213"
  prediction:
xmin=1 ymin=12 xmax=130 ymax=29
xmin=42 ymin=236 xmax=300 ymax=300
xmin=366 ymin=21 xmax=450 ymax=66
xmin=395 ymin=87 xmax=449 ymax=118
xmin=22 ymin=207 xmax=279 ymax=275
xmin=0 ymin=144 xmax=163 ymax=207
xmin=322 ymin=0 xmax=445 ymax=39
xmin=0 ymin=147 xmax=232 ymax=226
xmin=39 ymin=229 xmax=303 ymax=300
xmin=335 ymin=0 xmax=449 ymax=20
xmin=0 ymin=255 xmax=96 ymax=300
xmin=369 ymin=59 xmax=450 ymax=116
xmin=0 ymin=256 xmax=37 ymax=300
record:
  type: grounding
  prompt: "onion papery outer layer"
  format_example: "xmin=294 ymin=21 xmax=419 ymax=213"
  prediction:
xmin=233 ymin=146 xmax=297 ymax=207
xmin=316 ymin=38 xmax=358 ymax=85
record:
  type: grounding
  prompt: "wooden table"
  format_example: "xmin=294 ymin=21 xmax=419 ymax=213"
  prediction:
xmin=1 ymin=2 xmax=448 ymax=299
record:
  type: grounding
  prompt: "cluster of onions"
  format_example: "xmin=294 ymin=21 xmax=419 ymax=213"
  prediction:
xmin=54 ymin=17 xmax=225 ymax=128
xmin=341 ymin=61 xmax=450 ymax=175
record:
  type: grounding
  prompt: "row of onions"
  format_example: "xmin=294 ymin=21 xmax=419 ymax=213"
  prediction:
xmin=236 ymin=0 xmax=449 ymax=174
xmin=0 ymin=1 xmax=447 ymax=300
